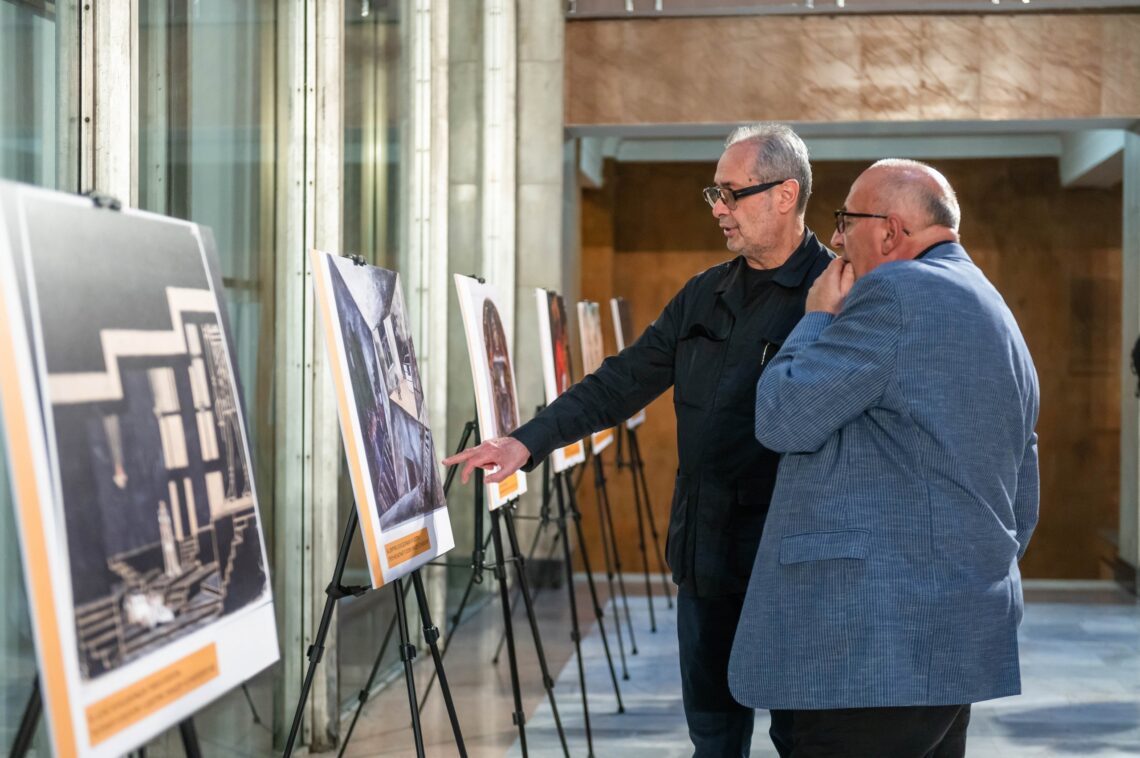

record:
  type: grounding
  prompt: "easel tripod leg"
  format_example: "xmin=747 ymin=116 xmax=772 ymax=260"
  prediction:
xmin=284 ymin=509 xmax=362 ymax=757
xmin=625 ymin=426 xmax=658 ymax=633
xmin=410 ymin=569 xmax=467 ymax=757
xmin=553 ymin=471 xmax=595 ymax=757
xmin=596 ymin=453 xmax=638 ymax=656
xmin=564 ymin=473 xmax=626 ymax=713
xmin=392 ymin=578 xmax=426 ymax=758
xmin=502 ymin=507 xmax=572 ymax=758
xmin=590 ymin=453 xmax=629 ymax=678
xmin=10 ymin=676 xmax=41 ymax=758
xmin=629 ymin=429 xmax=674 ymax=609
xmin=490 ymin=508 xmax=529 ymax=756
xmin=179 ymin=719 xmax=203 ymax=758
xmin=339 ymin=580 xmax=413 ymax=757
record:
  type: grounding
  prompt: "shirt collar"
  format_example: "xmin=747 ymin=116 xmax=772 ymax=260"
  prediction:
xmin=715 ymin=228 xmax=825 ymax=296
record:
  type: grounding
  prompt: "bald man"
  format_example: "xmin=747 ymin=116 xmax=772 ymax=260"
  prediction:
xmin=727 ymin=160 xmax=1040 ymax=757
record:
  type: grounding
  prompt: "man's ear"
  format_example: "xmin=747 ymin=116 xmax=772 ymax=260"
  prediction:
xmin=882 ymin=215 xmax=907 ymax=256
xmin=775 ymin=179 xmax=800 ymax=215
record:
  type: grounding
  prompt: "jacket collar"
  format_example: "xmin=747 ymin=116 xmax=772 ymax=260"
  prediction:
xmin=917 ymin=240 xmax=968 ymax=263
xmin=714 ymin=229 xmax=827 ymax=313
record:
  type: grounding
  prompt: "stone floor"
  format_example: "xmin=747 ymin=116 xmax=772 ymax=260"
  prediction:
xmin=7 ymin=578 xmax=1135 ymax=756
xmin=353 ymin=579 xmax=1140 ymax=757
xmin=510 ymin=582 xmax=1140 ymax=757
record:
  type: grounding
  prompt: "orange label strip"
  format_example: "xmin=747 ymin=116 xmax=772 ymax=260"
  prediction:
xmin=562 ymin=441 xmax=583 ymax=459
xmin=86 ymin=644 xmax=219 ymax=747
xmin=497 ymin=473 xmax=520 ymax=499
xmin=384 ymin=528 xmax=432 ymax=568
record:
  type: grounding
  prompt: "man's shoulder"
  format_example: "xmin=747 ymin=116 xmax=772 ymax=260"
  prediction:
xmin=679 ymin=258 xmax=738 ymax=292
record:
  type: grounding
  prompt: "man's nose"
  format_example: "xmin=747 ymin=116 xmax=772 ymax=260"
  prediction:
xmin=711 ymin=199 xmax=729 ymax=219
xmin=830 ymin=229 xmax=844 ymax=249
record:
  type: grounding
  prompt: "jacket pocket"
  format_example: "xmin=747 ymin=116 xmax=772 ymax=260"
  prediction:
xmin=779 ymin=529 xmax=870 ymax=565
xmin=665 ymin=473 xmax=688 ymax=583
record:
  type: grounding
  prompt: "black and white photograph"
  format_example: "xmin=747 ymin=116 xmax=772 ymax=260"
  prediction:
xmin=0 ymin=181 xmax=278 ymax=758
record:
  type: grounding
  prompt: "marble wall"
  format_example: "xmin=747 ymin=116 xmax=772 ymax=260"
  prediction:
xmin=565 ymin=14 xmax=1140 ymax=125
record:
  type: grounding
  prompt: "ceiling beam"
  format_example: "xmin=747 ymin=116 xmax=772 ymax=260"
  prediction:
xmin=1060 ymin=129 xmax=1125 ymax=188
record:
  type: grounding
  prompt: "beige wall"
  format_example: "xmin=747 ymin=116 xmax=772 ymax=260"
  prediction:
xmin=578 ymin=157 xmax=1122 ymax=580
xmin=565 ymin=13 xmax=1140 ymax=125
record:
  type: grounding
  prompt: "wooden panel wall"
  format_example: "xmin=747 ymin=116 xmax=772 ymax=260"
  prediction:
xmin=565 ymin=14 xmax=1140 ymax=125
xmin=577 ymin=157 xmax=1121 ymax=580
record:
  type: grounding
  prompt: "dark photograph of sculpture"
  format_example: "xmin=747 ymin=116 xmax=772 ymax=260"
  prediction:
xmin=547 ymin=291 xmax=573 ymax=395
xmin=19 ymin=196 xmax=271 ymax=681
xmin=327 ymin=259 xmax=446 ymax=531
xmin=482 ymin=298 xmax=520 ymax=437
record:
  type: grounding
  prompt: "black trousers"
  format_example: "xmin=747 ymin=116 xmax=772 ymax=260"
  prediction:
xmin=677 ymin=589 xmax=793 ymax=757
xmin=789 ymin=704 xmax=971 ymax=758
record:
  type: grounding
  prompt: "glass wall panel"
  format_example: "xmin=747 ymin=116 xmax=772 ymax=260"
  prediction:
xmin=337 ymin=0 xmax=409 ymax=711
xmin=0 ymin=1 xmax=76 ymax=751
xmin=137 ymin=2 xmax=277 ymax=753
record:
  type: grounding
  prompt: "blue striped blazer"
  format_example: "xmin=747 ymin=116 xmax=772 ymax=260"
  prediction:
xmin=728 ymin=242 xmax=1040 ymax=709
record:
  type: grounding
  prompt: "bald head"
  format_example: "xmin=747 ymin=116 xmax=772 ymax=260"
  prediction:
xmin=862 ymin=159 xmax=960 ymax=234
xmin=833 ymin=159 xmax=961 ymax=279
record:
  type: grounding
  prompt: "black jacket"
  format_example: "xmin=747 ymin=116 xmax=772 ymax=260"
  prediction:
xmin=512 ymin=231 xmax=833 ymax=596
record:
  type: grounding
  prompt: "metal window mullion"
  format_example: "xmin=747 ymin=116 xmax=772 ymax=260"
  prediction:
xmin=1119 ymin=131 xmax=1140 ymax=575
xmin=81 ymin=0 xmax=132 ymax=201
xmin=300 ymin=0 xmax=345 ymax=751
xmin=272 ymin=0 xmax=310 ymax=748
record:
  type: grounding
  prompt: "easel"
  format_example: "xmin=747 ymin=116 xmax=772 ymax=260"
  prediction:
xmin=9 ymin=676 xmax=205 ymax=758
xmin=339 ymin=421 xmax=491 ymax=754
xmin=587 ymin=443 xmax=638 ymax=673
xmin=492 ymin=441 xmax=637 ymax=681
xmin=335 ymin=420 xmax=570 ymax=758
xmin=548 ymin=453 xmax=627 ymax=758
xmin=281 ymin=506 xmax=465 ymax=758
xmin=616 ymin=422 xmax=673 ymax=633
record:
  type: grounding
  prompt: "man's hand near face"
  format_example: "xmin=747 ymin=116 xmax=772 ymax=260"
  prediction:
xmin=805 ymin=257 xmax=855 ymax=315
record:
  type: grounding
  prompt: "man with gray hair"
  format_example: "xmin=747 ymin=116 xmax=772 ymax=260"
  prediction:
xmin=445 ymin=123 xmax=833 ymax=755
xmin=729 ymin=159 xmax=1039 ymax=756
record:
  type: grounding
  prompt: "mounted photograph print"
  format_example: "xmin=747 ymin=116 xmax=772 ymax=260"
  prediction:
xmin=576 ymin=301 xmax=615 ymax=454
xmin=0 ymin=181 xmax=277 ymax=758
xmin=453 ymin=274 xmax=528 ymax=509
xmin=310 ymin=251 xmax=454 ymax=587
xmin=609 ymin=296 xmax=647 ymax=430
xmin=534 ymin=289 xmax=586 ymax=472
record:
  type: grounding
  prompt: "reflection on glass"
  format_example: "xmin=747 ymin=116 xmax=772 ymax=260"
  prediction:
xmin=137 ymin=2 xmax=277 ymax=753
xmin=138 ymin=0 xmax=276 ymax=546
xmin=0 ymin=1 xmax=55 ymax=186
xmin=1 ymin=0 xmax=74 ymax=749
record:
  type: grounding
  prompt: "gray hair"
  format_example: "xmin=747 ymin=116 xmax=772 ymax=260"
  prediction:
xmin=869 ymin=159 xmax=961 ymax=232
xmin=725 ymin=123 xmax=812 ymax=215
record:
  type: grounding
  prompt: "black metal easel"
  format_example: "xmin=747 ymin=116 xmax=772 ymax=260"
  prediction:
xmin=615 ymin=423 xmax=673 ymax=633
xmin=549 ymin=455 xmax=627 ymax=758
xmin=337 ymin=419 xmax=570 ymax=758
xmin=588 ymin=445 xmax=638 ymax=673
xmin=281 ymin=503 xmax=466 ymax=758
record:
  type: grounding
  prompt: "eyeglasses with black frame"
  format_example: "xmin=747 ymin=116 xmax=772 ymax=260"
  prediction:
xmin=834 ymin=210 xmax=911 ymax=236
xmin=702 ymin=179 xmax=789 ymax=210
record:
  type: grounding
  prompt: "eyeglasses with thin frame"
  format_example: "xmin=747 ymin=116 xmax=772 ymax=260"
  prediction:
xmin=833 ymin=210 xmax=911 ymax=236
xmin=702 ymin=179 xmax=789 ymax=210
